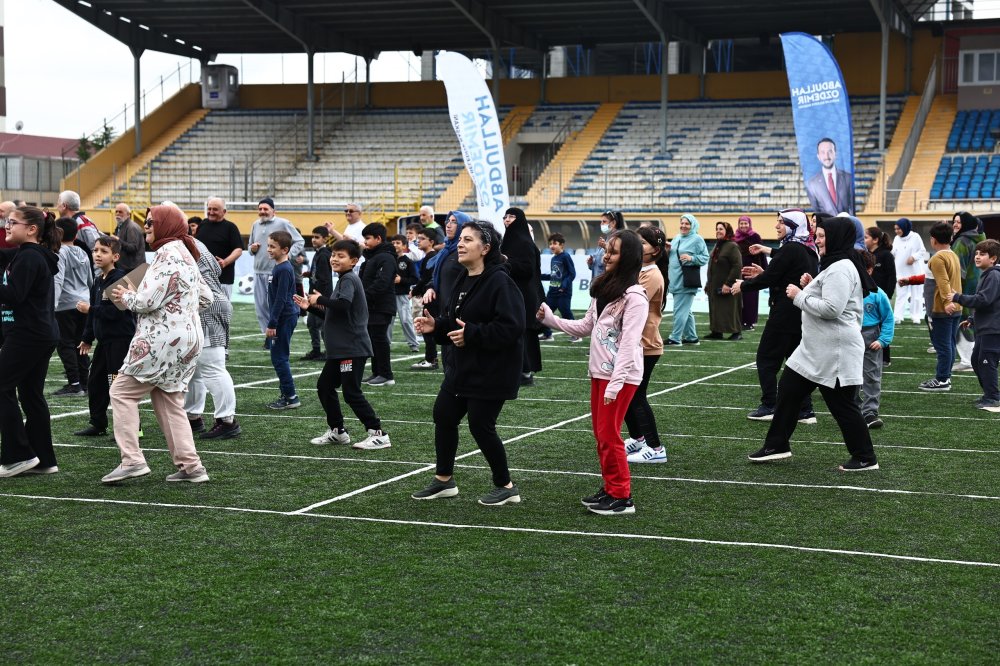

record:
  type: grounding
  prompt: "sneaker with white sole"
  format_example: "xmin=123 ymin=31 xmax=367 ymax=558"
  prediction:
xmin=478 ymin=485 xmax=521 ymax=506
xmin=623 ymin=437 xmax=645 ymax=455
xmin=747 ymin=405 xmax=775 ymax=421
xmin=0 ymin=457 xmax=40 ymax=477
xmin=839 ymin=457 xmax=880 ymax=472
xmin=366 ymin=376 xmax=396 ymax=387
xmin=587 ymin=495 xmax=636 ymax=515
xmin=353 ymin=429 xmax=391 ymax=450
xmin=977 ymin=399 xmax=1000 ymax=413
xmin=581 ymin=486 xmax=609 ymax=507
xmin=411 ymin=477 xmax=458 ymax=499
xmin=748 ymin=446 xmax=792 ymax=462
xmin=918 ymin=378 xmax=951 ymax=392
xmin=166 ymin=466 xmax=210 ymax=483
xmin=22 ymin=465 xmax=59 ymax=475
xmin=797 ymin=410 xmax=817 ymax=425
xmin=626 ymin=444 xmax=667 ymax=463
xmin=267 ymin=395 xmax=302 ymax=410
xmin=864 ymin=412 xmax=884 ymax=429
xmin=310 ymin=427 xmax=351 ymax=445
xmin=411 ymin=359 xmax=439 ymax=370
xmin=953 ymin=362 xmax=974 ymax=372
xmin=101 ymin=463 xmax=151 ymax=484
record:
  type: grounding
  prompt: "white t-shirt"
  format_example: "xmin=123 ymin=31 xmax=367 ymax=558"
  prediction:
xmin=344 ymin=221 xmax=366 ymax=243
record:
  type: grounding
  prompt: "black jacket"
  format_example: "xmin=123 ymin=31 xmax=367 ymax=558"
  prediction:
xmin=394 ymin=254 xmax=417 ymax=296
xmin=742 ymin=241 xmax=818 ymax=332
xmin=434 ymin=262 xmax=525 ymax=401
xmin=82 ymin=267 xmax=137 ymax=345
xmin=411 ymin=250 xmax=437 ymax=298
xmin=500 ymin=215 xmax=545 ymax=331
xmin=0 ymin=243 xmax=60 ymax=343
xmin=307 ymin=246 xmax=333 ymax=298
xmin=360 ymin=242 xmax=398 ymax=317
xmin=872 ymin=246 xmax=896 ymax=298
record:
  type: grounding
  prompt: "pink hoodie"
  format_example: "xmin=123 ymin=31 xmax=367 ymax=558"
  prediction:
xmin=539 ymin=284 xmax=647 ymax=400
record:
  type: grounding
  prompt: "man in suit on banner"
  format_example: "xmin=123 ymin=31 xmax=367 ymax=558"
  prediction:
xmin=805 ymin=137 xmax=854 ymax=216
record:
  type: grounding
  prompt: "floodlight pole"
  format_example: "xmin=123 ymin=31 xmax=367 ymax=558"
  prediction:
xmin=130 ymin=45 xmax=144 ymax=157
xmin=632 ymin=0 xmax=669 ymax=155
xmin=446 ymin=0 xmax=502 ymax=105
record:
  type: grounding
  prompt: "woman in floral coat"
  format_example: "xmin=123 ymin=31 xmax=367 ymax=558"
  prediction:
xmin=102 ymin=204 xmax=212 ymax=484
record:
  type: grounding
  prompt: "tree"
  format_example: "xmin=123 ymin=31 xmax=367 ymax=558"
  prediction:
xmin=76 ymin=135 xmax=92 ymax=163
xmin=94 ymin=122 xmax=115 ymax=150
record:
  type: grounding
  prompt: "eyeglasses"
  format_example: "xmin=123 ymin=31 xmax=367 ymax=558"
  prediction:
xmin=144 ymin=220 xmax=155 ymax=229
xmin=344 ymin=209 xmax=359 ymax=214
xmin=4 ymin=219 xmax=30 ymax=229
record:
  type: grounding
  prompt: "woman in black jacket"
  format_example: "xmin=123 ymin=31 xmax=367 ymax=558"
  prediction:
xmin=412 ymin=220 xmax=526 ymax=506
xmin=501 ymin=207 xmax=545 ymax=385
xmin=865 ymin=226 xmax=897 ymax=365
xmin=0 ymin=206 xmax=62 ymax=477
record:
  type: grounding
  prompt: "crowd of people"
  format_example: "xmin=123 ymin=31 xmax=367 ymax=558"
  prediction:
xmin=1 ymin=192 xmax=998 ymax=514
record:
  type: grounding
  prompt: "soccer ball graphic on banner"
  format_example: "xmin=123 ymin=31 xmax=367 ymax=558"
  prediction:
xmin=237 ymin=275 xmax=254 ymax=295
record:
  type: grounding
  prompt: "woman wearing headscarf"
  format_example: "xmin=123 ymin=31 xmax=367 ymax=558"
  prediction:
xmin=864 ymin=225 xmax=896 ymax=365
xmin=501 ymin=207 xmax=545 ymax=385
xmin=951 ymin=211 xmax=987 ymax=370
xmin=731 ymin=209 xmax=818 ymax=422
xmin=891 ymin=217 xmax=928 ymax=325
xmin=748 ymin=216 xmax=880 ymax=471
xmin=666 ymin=214 xmax=709 ymax=345
xmin=588 ymin=210 xmax=624 ymax=279
xmin=412 ymin=221 xmax=525 ymax=505
xmin=735 ymin=215 xmax=766 ymax=330
xmin=423 ymin=211 xmax=470 ymax=370
xmin=705 ymin=222 xmax=743 ymax=341
xmin=104 ymin=204 xmax=212 ymax=484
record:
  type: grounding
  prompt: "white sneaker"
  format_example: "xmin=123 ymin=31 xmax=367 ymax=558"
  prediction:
xmin=353 ymin=429 xmax=391 ymax=450
xmin=927 ymin=346 xmax=936 ymax=354
xmin=101 ymin=463 xmax=151 ymax=484
xmin=953 ymin=362 xmax=974 ymax=372
xmin=623 ymin=437 xmax=645 ymax=455
xmin=0 ymin=457 xmax=40 ymax=478
xmin=310 ymin=428 xmax=351 ymax=445
xmin=627 ymin=444 xmax=667 ymax=463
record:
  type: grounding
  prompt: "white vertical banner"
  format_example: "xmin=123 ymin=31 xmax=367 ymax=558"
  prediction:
xmin=436 ymin=51 xmax=509 ymax=234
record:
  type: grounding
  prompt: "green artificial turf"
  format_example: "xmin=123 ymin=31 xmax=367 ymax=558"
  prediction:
xmin=3 ymin=304 xmax=998 ymax=664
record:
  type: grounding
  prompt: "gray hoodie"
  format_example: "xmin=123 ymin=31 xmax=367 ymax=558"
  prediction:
xmin=954 ymin=264 xmax=1000 ymax=337
xmin=54 ymin=243 xmax=95 ymax=311
xmin=247 ymin=215 xmax=305 ymax=274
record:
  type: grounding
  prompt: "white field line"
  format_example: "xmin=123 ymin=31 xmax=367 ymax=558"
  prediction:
xmin=0 ymin=491 xmax=996 ymax=569
xmin=692 ymin=381 xmax=987 ymax=397
xmin=287 ymin=362 xmax=757 ymax=513
xmin=49 ymin=441 xmax=1000 ymax=502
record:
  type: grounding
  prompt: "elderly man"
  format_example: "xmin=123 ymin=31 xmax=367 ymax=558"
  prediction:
xmin=247 ymin=197 xmax=304 ymax=341
xmin=56 ymin=190 xmax=101 ymax=249
xmin=110 ymin=203 xmax=146 ymax=273
xmin=195 ymin=197 xmax=244 ymax=297
xmin=418 ymin=205 xmax=440 ymax=230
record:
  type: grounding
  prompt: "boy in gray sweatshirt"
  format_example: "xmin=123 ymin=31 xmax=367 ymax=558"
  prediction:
xmin=53 ymin=217 xmax=95 ymax=397
xmin=949 ymin=238 xmax=1000 ymax=412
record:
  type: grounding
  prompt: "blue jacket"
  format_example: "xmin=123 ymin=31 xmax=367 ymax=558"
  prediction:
xmin=862 ymin=287 xmax=895 ymax=348
xmin=544 ymin=252 xmax=575 ymax=294
xmin=267 ymin=261 xmax=298 ymax=327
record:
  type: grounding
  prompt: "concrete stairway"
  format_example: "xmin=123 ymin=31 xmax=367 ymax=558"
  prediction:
xmin=898 ymin=94 xmax=958 ymax=212
xmin=863 ymin=95 xmax=919 ymax=213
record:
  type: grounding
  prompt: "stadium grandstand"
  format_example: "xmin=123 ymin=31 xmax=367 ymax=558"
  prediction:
xmin=48 ymin=0 xmax=1000 ymax=240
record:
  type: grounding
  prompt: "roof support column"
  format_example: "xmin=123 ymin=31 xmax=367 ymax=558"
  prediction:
xmin=365 ymin=56 xmax=372 ymax=108
xmin=446 ymin=0 xmax=501 ymax=106
xmin=306 ymin=48 xmax=315 ymax=160
xmin=632 ymin=0 xmax=669 ymax=154
xmin=131 ymin=45 xmax=144 ymax=157
xmin=878 ymin=20 xmax=889 ymax=152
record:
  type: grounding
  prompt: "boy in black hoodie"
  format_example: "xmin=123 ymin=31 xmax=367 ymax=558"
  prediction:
xmin=359 ymin=223 xmax=398 ymax=386
xmin=301 ymin=226 xmax=332 ymax=361
xmin=0 ymin=206 xmax=61 ymax=477
xmin=74 ymin=236 xmax=138 ymax=436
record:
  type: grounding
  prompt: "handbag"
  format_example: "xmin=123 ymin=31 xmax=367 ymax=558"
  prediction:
xmin=681 ymin=264 xmax=701 ymax=289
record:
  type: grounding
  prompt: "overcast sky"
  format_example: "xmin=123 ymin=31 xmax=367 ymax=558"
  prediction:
xmin=6 ymin=0 xmax=417 ymax=139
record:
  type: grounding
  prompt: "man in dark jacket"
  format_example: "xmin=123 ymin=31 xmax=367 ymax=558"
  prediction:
xmin=732 ymin=209 xmax=819 ymax=423
xmin=501 ymin=207 xmax=545 ymax=385
xmin=301 ymin=226 xmax=333 ymax=361
xmin=360 ymin=223 xmax=398 ymax=386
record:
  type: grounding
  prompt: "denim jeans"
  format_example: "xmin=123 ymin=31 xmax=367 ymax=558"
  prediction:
xmin=270 ymin=315 xmax=298 ymax=398
xmin=929 ymin=314 xmax=960 ymax=381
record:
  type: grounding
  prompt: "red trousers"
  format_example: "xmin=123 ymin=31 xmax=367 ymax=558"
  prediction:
xmin=590 ymin=378 xmax=638 ymax=499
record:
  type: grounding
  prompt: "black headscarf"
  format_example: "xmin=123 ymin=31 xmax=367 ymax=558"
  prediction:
xmin=956 ymin=211 xmax=981 ymax=235
xmin=818 ymin=216 xmax=877 ymax=297
xmin=501 ymin=207 xmax=530 ymax=248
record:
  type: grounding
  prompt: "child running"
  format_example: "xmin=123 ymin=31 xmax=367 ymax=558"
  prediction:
xmin=538 ymin=229 xmax=647 ymax=514
xmin=295 ymin=240 xmax=390 ymax=449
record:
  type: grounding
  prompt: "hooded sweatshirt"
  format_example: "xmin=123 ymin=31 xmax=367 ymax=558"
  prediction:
xmin=952 ymin=212 xmax=987 ymax=304
xmin=953 ymin=264 xmax=1000 ymax=336
xmin=667 ymin=214 xmax=709 ymax=295
xmin=54 ymin=242 xmax=95 ymax=311
xmin=360 ymin=240 xmax=398 ymax=317
xmin=0 ymin=242 xmax=60 ymax=343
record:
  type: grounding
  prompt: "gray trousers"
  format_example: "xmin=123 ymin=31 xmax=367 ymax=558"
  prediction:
xmin=253 ymin=272 xmax=271 ymax=335
xmin=860 ymin=325 xmax=883 ymax=415
xmin=387 ymin=294 xmax=419 ymax=348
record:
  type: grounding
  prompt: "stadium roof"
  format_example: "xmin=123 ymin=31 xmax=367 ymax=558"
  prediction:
xmin=53 ymin=0 xmax=936 ymax=63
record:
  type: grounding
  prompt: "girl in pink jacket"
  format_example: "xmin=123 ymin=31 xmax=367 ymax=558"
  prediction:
xmin=538 ymin=229 xmax=648 ymax=515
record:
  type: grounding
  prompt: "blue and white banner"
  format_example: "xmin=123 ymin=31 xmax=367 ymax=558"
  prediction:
xmin=780 ymin=32 xmax=855 ymax=216
xmin=437 ymin=51 xmax=509 ymax=233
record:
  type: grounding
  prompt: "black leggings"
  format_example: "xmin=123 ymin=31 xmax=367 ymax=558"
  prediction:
xmin=623 ymin=354 xmax=662 ymax=447
xmin=432 ymin=388 xmax=511 ymax=487
xmin=0 ymin=339 xmax=57 ymax=467
xmin=317 ymin=357 xmax=381 ymax=432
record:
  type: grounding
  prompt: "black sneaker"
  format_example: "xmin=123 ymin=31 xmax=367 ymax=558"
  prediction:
xmin=200 ymin=418 xmax=242 ymax=440
xmin=411 ymin=477 xmax=459 ymax=500
xmin=797 ymin=410 xmax=817 ymax=425
xmin=728 ymin=333 xmax=743 ymax=341
xmin=188 ymin=417 xmax=206 ymax=434
xmin=864 ymin=412 xmax=884 ymax=429
xmin=839 ymin=457 xmax=880 ymax=472
xmin=299 ymin=349 xmax=322 ymax=361
xmin=581 ymin=486 xmax=609 ymax=507
xmin=665 ymin=339 xmax=681 ymax=346
xmin=478 ymin=485 xmax=521 ymax=506
xmin=748 ymin=446 xmax=792 ymax=462
xmin=74 ymin=425 xmax=107 ymax=437
xmin=681 ymin=338 xmax=700 ymax=345
xmin=918 ymin=378 xmax=951 ymax=392
xmin=705 ymin=332 xmax=724 ymax=340
xmin=747 ymin=405 xmax=775 ymax=421
xmin=52 ymin=384 xmax=86 ymax=397
xmin=519 ymin=373 xmax=535 ymax=387
xmin=587 ymin=495 xmax=636 ymax=515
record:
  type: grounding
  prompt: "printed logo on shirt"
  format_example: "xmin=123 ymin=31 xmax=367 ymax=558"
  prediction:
xmin=340 ymin=360 xmax=353 ymax=373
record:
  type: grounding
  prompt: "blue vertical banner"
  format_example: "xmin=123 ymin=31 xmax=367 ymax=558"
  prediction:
xmin=437 ymin=51 xmax=509 ymax=234
xmin=780 ymin=32 xmax=855 ymax=216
